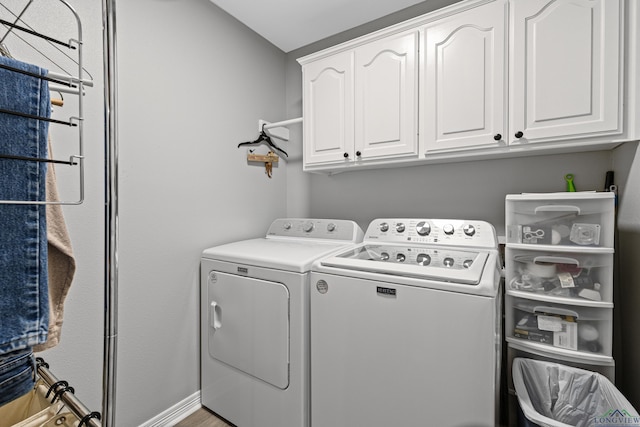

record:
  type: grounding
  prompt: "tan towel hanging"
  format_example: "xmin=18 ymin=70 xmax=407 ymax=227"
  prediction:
xmin=34 ymin=138 xmax=76 ymax=352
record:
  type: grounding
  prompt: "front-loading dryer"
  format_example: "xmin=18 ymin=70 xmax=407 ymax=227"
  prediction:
xmin=200 ymin=218 xmax=363 ymax=427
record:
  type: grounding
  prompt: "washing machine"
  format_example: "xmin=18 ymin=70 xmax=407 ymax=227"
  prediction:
xmin=310 ymin=218 xmax=502 ymax=427
xmin=200 ymin=218 xmax=363 ymax=427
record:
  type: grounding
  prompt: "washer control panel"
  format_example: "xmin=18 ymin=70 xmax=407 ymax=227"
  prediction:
xmin=365 ymin=218 xmax=496 ymax=248
xmin=267 ymin=218 xmax=364 ymax=242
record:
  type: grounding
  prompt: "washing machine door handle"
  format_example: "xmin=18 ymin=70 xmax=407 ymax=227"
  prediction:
xmin=210 ymin=301 xmax=222 ymax=330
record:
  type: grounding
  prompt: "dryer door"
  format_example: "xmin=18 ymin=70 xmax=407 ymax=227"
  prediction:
xmin=206 ymin=271 xmax=290 ymax=389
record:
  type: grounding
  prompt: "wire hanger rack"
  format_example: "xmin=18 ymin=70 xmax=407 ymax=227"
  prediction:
xmin=0 ymin=0 xmax=101 ymax=425
xmin=0 ymin=0 xmax=92 ymax=205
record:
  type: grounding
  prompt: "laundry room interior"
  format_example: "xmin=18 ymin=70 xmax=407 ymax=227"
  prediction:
xmin=1 ymin=0 xmax=640 ymax=426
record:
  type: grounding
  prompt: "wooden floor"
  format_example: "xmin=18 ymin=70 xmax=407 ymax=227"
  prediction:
xmin=175 ymin=407 xmax=233 ymax=427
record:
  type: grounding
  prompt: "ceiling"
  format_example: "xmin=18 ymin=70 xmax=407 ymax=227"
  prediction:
xmin=209 ymin=0 xmax=428 ymax=53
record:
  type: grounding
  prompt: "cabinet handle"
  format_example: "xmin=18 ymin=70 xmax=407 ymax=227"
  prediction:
xmin=356 ymin=151 xmax=362 ymax=157
xmin=343 ymin=152 xmax=349 ymax=158
xmin=494 ymin=134 xmax=502 ymax=141
xmin=515 ymin=131 xmax=524 ymax=138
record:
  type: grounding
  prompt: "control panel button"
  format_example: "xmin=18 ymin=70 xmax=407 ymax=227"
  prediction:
xmin=327 ymin=223 xmax=336 ymax=232
xmin=416 ymin=221 xmax=431 ymax=236
xmin=379 ymin=222 xmax=389 ymax=232
xmin=396 ymin=223 xmax=405 ymax=233
xmin=396 ymin=253 xmax=406 ymax=263
xmin=416 ymin=253 xmax=431 ymax=266
xmin=303 ymin=222 xmax=314 ymax=232
xmin=463 ymin=224 xmax=476 ymax=236
xmin=443 ymin=224 xmax=455 ymax=235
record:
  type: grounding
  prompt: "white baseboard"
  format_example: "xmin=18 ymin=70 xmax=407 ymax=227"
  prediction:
xmin=139 ymin=391 xmax=201 ymax=427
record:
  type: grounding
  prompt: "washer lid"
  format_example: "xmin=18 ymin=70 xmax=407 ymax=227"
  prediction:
xmin=202 ymin=238 xmax=358 ymax=273
xmin=321 ymin=244 xmax=490 ymax=285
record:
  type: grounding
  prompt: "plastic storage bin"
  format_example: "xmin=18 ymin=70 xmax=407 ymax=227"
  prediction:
xmin=506 ymin=193 xmax=615 ymax=249
xmin=506 ymin=248 xmax=613 ymax=304
xmin=507 ymin=297 xmax=612 ymax=356
xmin=512 ymin=358 xmax=638 ymax=427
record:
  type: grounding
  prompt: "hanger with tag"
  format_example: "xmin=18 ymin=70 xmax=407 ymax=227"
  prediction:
xmin=238 ymin=124 xmax=289 ymax=158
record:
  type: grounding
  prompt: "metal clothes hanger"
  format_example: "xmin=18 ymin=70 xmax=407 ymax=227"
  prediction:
xmin=0 ymin=0 xmax=88 ymax=205
xmin=0 ymin=153 xmax=78 ymax=165
xmin=0 ymin=1 xmax=94 ymax=82
xmin=0 ymin=58 xmax=79 ymax=164
xmin=0 ymin=41 xmax=11 ymax=57
xmin=237 ymin=124 xmax=289 ymax=157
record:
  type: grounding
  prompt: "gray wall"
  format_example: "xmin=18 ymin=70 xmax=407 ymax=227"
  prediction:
xmin=612 ymin=141 xmax=640 ymax=407
xmin=306 ymin=153 xmax=612 ymax=233
xmin=115 ymin=0 xmax=289 ymax=424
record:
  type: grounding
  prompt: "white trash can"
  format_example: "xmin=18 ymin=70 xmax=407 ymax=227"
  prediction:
xmin=512 ymin=358 xmax=639 ymax=427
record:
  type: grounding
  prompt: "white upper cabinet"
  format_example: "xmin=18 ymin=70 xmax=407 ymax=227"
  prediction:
xmin=302 ymin=50 xmax=354 ymax=166
xmin=298 ymin=0 xmax=636 ymax=173
xmin=509 ymin=0 xmax=622 ymax=144
xmin=421 ymin=0 xmax=507 ymax=153
xmin=301 ymin=31 xmax=418 ymax=169
xmin=354 ymin=31 xmax=419 ymax=160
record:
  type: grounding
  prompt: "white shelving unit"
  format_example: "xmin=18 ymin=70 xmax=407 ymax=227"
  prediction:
xmin=504 ymin=192 xmax=616 ymax=422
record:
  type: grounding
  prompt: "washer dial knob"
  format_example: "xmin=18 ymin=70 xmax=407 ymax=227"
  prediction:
xmin=416 ymin=253 xmax=431 ymax=266
xmin=283 ymin=222 xmax=292 ymax=230
xmin=396 ymin=253 xmax=406 ymax=263
xmin=379 ymin=222 xmax=389 ymax=232
xmin=416 ymin=221 xmax=431 ymax=236
xmin=443 ymin=224 xmax=455 ymax=235
xmin=463 ymin=224 xmax=476 ymax=236
xmin=396 ymin=223 xmax=406 ymax=233
xmin=303 ymin=222 xmax=314 ymax=233
xmin=443 ymin=257 xmax=455 ymax=267
xmin=327 ymin=223 xmax=336 ymax=232
xmin=380 ymin=252 xmax=390 ymax=261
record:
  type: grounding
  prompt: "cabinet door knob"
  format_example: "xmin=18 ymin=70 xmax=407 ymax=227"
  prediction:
xmin=356 ymin=151 xmax=362 ymax=157
xmin=515 ymin=131 xmax=524 ymax=138
xmin=493 ymin=134 xmax=502 ymax=141
xmin=343 ymin=152 xmax=349 ymax=158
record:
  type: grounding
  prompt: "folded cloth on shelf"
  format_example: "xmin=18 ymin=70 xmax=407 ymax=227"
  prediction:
xmin=34 ymin=138 xmax=76 ymax=352
xmin=0 ymin=55 xmax=50 ymax=403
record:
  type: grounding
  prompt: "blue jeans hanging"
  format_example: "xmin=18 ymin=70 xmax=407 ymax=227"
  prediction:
xmin=0 ymin=55 xmax=50 ymax=403
xmin=0 ymin=348 xmax=35 ymax=406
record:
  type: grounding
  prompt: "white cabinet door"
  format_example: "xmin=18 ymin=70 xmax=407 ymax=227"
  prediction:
xmin=354 ymin=31 xmax=418 ymax=160
xmin=510 ymin=0 xmax=621 ymax=144
xmin=302 ymin=50 xmax=354 ymax=166
xmin=421 ymin=0 xmax=507 ymax=153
